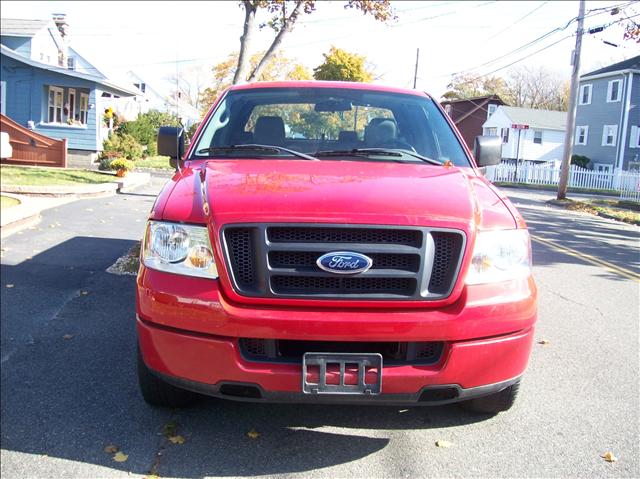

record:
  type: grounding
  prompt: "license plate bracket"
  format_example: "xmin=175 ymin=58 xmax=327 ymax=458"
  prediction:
xmin=302 ymin=352 xmax=382 ymax=395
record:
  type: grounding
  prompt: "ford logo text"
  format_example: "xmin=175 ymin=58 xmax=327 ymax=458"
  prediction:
xmin=316 ymin=252 xmax=373 ymax=275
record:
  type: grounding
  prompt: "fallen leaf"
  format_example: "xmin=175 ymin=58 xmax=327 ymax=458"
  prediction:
xmin=144 ymin=475 xmax=160 ymax=479
xmin=63 ymin=334 xmax=74 ymax=340
xmin=168 ymin=435 xmax=185 ymax=445
xmin=601 ymin=451 xmax=617 ymax=462
xmin=247 ymin=429 xmax=260 ymax=439
xmin=435 ymin=440 xmax=452 ymax=448
xmin=49 ymin=224 xmax=56 ymax=228
xmin=5 ymin=284 xmax=14 ymax=288
xmin=163 ymin=421 xmax=178 ymax=437
xmin=538 ymin=339 xmax=550 ymax=345
xmin=80 ymin=291 xmax=89 ymax=295
xmin=113 ymin=451 xmax=128 ymax=463
xmin=104 ymin=444 xmax=119 ymax=454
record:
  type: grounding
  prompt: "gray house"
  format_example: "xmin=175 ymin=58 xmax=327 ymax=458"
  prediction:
xmin=573 ymin=55 xmax=640 ymax=172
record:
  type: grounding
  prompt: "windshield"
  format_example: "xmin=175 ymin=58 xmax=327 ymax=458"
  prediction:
xmin=190 ymin=87 xmax=470 ymax=167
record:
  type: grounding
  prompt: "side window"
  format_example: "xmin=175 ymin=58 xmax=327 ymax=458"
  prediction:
xmin=579 ymin=84 xmax=592 ymax=105
xmin=487 ymin=103 xmax=497 ymax=119
xmin=607 ymin=79 xmax=622 ymax=102
xmin=533 ymin=130 xmax=542 ymax=144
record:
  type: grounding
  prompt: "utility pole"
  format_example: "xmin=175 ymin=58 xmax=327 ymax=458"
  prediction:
xmin=413 ymin=48 xmax=420 ymax=89
xmin=557 ymin=0 xmax=585 ymax=200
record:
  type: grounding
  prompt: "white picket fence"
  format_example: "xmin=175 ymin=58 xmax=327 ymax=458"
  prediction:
xmin=484 ymin=163 xmax=640 ymax=201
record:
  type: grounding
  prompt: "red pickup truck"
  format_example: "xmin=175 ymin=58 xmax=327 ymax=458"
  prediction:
xmin=136 ymin=81 xmax=536 ymax=414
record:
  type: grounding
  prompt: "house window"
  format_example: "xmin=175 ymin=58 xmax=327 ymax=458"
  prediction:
xmin=444 ymin=104 xmax=452 ymax=116
xmin=48 ymin=86 xmax=64 ymax=123
xmin=575 ymin=125 xmax=589 ymax=145
xmin=579 ymin=84 xmax=592 ymax=105
xmin=487 ymin=103 xmax=497 ymax=119
xmin=607 ymin=79 xmax=622 ymax=102
xmin=67 ymin=57 xmax=75 ymax=70
xmin=58 ymin=50 xmax=64 ymax=67
xmin=485 ymin=127 xmax=498 ymax=136
xmin=67 ymin=89 xmax=76 ymax=123
xmin=501 ymin=127 xmax=509 ymax=144
xmin=601 ymin=125 xmax=618 ymax=146
xmin=630 ymin=125 xmax=640 ymax=148
xmin=533 ymin=130 xmax=542 ymax=144
xmin=79 ymin=93 xmax=89 ymax=125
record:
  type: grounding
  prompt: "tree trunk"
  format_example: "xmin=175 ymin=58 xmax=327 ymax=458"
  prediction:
xmin=233 ymin=1 xmax=257 ymax=85
xmin=247 ymin=1 xmax=303 ymax=82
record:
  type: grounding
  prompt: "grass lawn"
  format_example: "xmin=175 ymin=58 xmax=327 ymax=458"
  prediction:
xmin=0 ymin=166 xmax=117 ymax=186
xmin=494 ymin=182 xmax=620 ymax=196
xmin=0 ymin=195 xmax=20 ymax=210
xmin=548 ymin=198 xmax=640 ymax=226
xmin=133 ymin=156 xmax=173 ymax=170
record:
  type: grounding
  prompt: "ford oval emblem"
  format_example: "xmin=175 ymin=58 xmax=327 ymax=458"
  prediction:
xmin=316 ymin=251 xmax=373 ymax=275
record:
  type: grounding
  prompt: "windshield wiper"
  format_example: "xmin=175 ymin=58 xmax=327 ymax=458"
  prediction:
xmin=196 ymin=144 xmax=318 ymax=161
xmin=314 ymin=148 xmax=442 ymax=166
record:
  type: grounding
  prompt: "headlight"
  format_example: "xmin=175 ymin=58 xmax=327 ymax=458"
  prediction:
xmin=465 ymin=229 xmax=531 ymax=285
xmin=142 ymin=221 xmax=218 ymax=279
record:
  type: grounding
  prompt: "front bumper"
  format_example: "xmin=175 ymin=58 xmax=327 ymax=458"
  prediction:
xmin=137 ymin=317 xmax=534 ymax=404
xmin=137 ymin=267 xmax=536 ymax=403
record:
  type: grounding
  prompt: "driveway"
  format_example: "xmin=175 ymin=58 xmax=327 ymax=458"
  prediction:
xmin=1 ymin=179 xmax=638 ymax=478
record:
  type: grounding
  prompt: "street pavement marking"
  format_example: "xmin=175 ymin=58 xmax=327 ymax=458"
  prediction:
xmin=531 ymin=234 xmax=640 ymax=283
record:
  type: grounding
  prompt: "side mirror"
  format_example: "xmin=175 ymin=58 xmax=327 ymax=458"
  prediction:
xmin=474 ymin=135 xmax=502 ymax=167
xmin=157 ymin=126 xmax=185 ymax=169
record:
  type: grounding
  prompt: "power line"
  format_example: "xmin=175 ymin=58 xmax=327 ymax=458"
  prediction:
xmin=484 ymin=1 xmax=549 ymax=41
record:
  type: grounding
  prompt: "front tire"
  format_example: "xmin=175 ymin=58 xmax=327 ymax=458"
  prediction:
xmin=137 ymin=346 xmax=199 ymax=408
xmin=459 ymin=380 xmax=521 ymax=414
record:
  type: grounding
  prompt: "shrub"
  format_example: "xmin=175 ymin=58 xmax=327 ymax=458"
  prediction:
xmin=118 ymin=110 xmax=181 ymax=156
xmin=101 ymin=133 xmax=144 ymax=160
xmin=99 ymin=157 xmax=114 ymax=171
xmin=571 ymin=154 xmax=591 ymax=169
xmin=109 ymin=158 xmax=135 ymax=172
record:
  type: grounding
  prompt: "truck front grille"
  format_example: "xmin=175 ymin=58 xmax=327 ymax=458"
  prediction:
xmin=222 ymin=224 xmax=465 ymax=300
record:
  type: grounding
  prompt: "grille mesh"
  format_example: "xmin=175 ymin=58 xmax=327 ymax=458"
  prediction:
xmin=428 ymin=233 xmax=462 ymax=294
xmin=225 ymin=228 xmax=255 ymax=288
xmin=269 ymin=251 xmax=420 ymax=272
xmin=271 ymin=275 xmax=415 ymax=296
xmin=268 ymin=227 xmax=422 ymax=247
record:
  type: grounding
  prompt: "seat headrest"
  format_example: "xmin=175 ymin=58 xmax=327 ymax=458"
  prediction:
xmin=338 ymin=130 xmax=358 ymax=143
xmin=365 ymin=119 xmax=397 ymax=145
xmin=254 ymin=116 xmax=285 ymax=145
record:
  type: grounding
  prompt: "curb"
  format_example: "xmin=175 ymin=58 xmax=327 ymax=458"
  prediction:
xmin=0 ymin=172 xmax=151 ymax=198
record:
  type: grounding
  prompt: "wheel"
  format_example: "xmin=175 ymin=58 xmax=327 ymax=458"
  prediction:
xmin=137 ymin=346 xmax=199 ymax=408
xmin=458 ymin=380 xmax=521 ymax=414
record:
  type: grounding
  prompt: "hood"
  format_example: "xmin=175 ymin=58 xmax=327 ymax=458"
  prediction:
xmin=160 ymin=159 xmax=516 ymax=230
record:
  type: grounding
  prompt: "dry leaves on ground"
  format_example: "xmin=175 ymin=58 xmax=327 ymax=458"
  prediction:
xmin=112 ymin=451 xmax=128 ymax=462
xmin=168 ymin=435 xmax=185 ymax=445
xmin=435 ymin=440 xmax=452 ymax=448
xmin=247 ymin=429 xmax=260 ymax=439
xmin=104 ymin=445 xmax=119 ymax=454
xmin=538 ymin=339 xmax=550 ymax=345
xmin=601 ymin=451 xmax=617 ymax=462
xmin=62 ymin=334 xmax=74 ymax=340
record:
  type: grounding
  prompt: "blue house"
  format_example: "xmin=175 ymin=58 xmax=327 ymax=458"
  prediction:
xmin=0 ymin=16 xmax=138 ymax=167
xmin=573 ymin=55 xmax=640 ymax=172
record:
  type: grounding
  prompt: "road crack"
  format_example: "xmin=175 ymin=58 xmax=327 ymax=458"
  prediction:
xmin=543 ymin=287 xmax=605 ymax=318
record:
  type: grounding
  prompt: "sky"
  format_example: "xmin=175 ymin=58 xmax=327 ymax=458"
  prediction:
xmin=1 ymin=1 xmax=638 ymax=102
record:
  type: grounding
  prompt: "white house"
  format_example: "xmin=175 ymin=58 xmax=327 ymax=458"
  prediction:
xmin=482 ymin=106 xmax=567 ymax=165
xmin=102 ymin=71 xmax=201 ymax=126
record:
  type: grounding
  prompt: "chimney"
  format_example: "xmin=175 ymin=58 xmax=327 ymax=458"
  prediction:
xmin=52 ymin=13 xmax=69 ymax=40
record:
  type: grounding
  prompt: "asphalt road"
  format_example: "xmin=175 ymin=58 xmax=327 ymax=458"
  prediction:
xmin=1 ymin=179 xmax=638 ymax=479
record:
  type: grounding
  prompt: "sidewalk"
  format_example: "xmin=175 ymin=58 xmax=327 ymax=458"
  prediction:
xmin=1 ymin=172 xmax=150 ymax=238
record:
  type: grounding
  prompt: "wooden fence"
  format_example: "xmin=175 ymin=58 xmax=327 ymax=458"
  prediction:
xmin=0 ymin=114 xmax=67 ymax=168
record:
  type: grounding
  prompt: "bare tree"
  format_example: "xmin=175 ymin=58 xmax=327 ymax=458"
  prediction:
xmin=167 ymin=65 xmax=211 ymax=111
xmin=506 ymin=66 xmax=568 ymax=111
